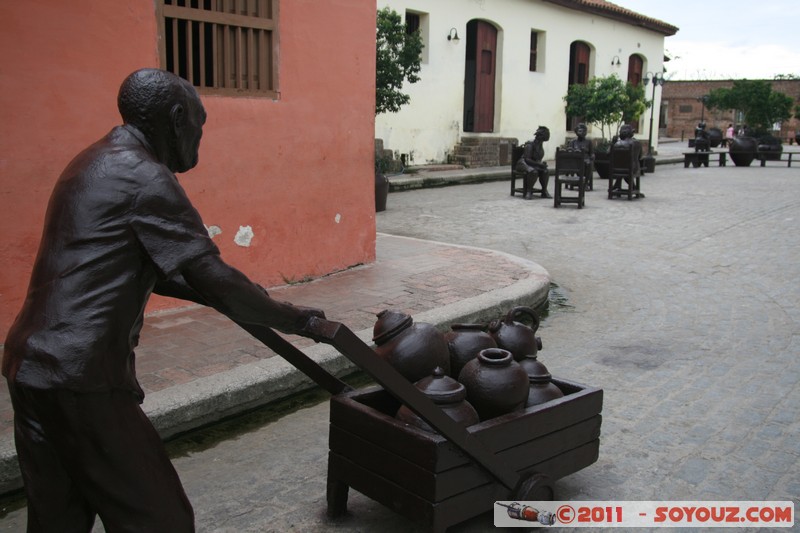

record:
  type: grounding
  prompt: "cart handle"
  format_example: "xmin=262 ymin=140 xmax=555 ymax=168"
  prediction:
xmin=234 ymin=320 xmax=352 ymax=395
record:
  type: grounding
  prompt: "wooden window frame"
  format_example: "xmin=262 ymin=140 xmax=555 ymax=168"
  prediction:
xmin=156 ymin=0 xmax=278 ymax=98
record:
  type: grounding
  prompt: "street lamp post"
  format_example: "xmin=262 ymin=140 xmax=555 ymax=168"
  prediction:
xmin=697 ymin=95 xmax=709 ymax=123
xmin=643 ymin=71 xmax=666 ymax=159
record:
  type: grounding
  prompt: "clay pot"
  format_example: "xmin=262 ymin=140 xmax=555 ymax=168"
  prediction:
xmin=729 ymin=136 xmax=758 ymax=167
xmin=518 ymin=354 xmax=564 ymax=407
xmin=488 ymin=306 xmax=542 ymax=361
xmin=372 ymin=309 xmax=450 ymax=382
xmin=444 ymin=323 xmax=497 ymax=380
xmin=458 ymin=348 xmax=529 ymax=421
xmin=757 ymin=137 xmax=783 ymax=161
xmin=708 ymin=127 xmax=723 ymax=148
xmin=594 ymin=152 xmax=610 ymax=180
xmin=396 ymin=367 xmax=480 ymax=432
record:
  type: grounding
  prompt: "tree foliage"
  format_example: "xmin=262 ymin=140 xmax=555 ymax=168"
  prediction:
xmin=564 ymin=75 xmax=650 ymax=142
xmin=705 ymin=80 xmax=793 ymax=134
xmin=375 ymin=7 xmax=423 ymax=115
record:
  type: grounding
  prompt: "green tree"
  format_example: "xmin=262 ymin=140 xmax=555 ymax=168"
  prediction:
xmin=623 ymin=82 xmax=650 ymax=125
xmin=564 ymin=75 xmax=649 ymax=144
xmin=375 ymin=7 xmax=423 ymax=115
xmin=705 ymin=80 xmax=793 ymax=134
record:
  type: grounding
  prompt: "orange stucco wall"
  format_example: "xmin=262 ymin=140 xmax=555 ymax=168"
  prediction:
xmin=0 ymin=0 xmax=377 ymax=339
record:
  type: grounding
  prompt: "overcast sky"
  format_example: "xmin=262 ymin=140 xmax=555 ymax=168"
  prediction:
xmin=611 ymin=0 xmax=799 ymax=81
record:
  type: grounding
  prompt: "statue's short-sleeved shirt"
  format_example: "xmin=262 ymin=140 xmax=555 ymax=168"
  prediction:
xmin=2 ymin=126 xmax=219 ymax=400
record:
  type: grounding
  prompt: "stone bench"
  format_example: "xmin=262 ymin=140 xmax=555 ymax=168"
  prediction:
xmin=758 ymin=152 xmax=795 ymax=167
xmin=683 ymin=151 xmax=726 ymax=168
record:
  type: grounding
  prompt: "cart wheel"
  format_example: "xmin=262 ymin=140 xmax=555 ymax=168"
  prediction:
xmin=513 ymin=473 xmax=555 ymax=501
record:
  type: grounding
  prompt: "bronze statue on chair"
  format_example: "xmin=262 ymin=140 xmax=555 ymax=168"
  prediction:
xmin=514 ymin=126 xmax=551 ymax=199
xmin=568 ymin=123 xmax=594 ymax=190
xmin=610 ymin=124 xmax=642 ymax=192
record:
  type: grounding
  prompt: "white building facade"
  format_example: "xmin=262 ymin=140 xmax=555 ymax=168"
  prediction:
xmin=376 ymin=0 xmax=677 ymax=165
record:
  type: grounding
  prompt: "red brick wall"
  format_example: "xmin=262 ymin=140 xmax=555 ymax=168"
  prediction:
xmin=662 ymin=80 xmax=800 ymax=142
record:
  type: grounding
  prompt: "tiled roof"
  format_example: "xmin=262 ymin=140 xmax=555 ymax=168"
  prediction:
xmin=543 ymin=0 xmax=679 ymax=36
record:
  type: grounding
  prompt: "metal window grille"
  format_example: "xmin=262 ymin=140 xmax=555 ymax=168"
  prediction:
xmin=159 ymin=0 xmax=277 ymax=96
xmin=529 ymin=32 xmax=538 ymax=72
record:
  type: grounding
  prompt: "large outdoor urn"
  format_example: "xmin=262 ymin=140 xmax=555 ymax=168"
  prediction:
xmin=488 ymin=306 xmax=542 ymax=361
xmin=729 ymin=136 xmax=758 ymax=167
xmin=457 ymin=348 xmax=529 ymax=420
xmin=757 ymin=136 xmax=783 ymax=161
xmin=395 ymin=367 xmax=480 ymax=432
xmin=444 ymin=323 xmax=497 ymax=380
xmin=372 ymin=310 xmax=450 ymax=382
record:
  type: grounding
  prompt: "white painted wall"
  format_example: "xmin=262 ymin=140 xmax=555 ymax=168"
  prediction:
xmin=376 ymin=0 xmax=669 ymax=164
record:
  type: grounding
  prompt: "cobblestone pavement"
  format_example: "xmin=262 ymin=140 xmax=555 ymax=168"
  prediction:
xmin=2 ymin=159 xmax=798 ymax=532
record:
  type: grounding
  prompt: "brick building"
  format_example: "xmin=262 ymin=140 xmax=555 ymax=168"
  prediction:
xmin=661 ymin=79 xmax=800 ymax=142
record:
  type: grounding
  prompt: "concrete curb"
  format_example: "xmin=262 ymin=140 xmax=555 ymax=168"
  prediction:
xmin=0 ymin=237 xmax=551 ymax=494
xmin=389 ymin=156 xmax=685 ymax=192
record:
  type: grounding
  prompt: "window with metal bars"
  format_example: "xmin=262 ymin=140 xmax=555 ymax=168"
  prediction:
xmin=158 ymin=0 xmax=277 ymax=97
xmin=529 ymin=31 xmax=538 ymax=72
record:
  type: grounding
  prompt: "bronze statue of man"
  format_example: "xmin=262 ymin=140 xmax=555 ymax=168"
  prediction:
xmin=514 ymin=126 xmax=551 ymax=199
xmin=611 ymin=124 xmax=642 ymax=190
xmin=3 ymin=68 xmax=325 ymax=532
xmin=694 ymin=121 xmax=710 ymax=152
xmin=568 ymin=122 xmax=594 ymax=180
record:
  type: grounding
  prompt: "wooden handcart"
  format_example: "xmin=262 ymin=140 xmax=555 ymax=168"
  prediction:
xmin=238 ymin=317 xmax=603 ymax=532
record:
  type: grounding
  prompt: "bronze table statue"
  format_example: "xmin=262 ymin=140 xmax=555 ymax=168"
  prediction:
xmin=2 ymin=68 xmax=326 ymax=532
xmin=514 ymin=126 xmax=551 ymax=199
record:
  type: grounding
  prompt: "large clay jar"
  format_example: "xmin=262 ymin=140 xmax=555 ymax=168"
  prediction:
xmin=458 ymin=348 xmax=529 ymax=421
xmin=708 ymin=127 xmax=723 ymax=148
xmin=729 ymin=136 xmax=758 ymax=167
xmin=518 ymin=354 xmax=564 ymax=407
xmin=756 ymin=136 xmax=783 ymax=161
xmin=488 ymin=306 xmax=542 ymax=361
xmin=372 ymin=309 xmax=450 ymax=382
xmin=396 ymin=367 xmax=480 ymax=432
xmin=444 ymin=323 xmax=497 ymax=380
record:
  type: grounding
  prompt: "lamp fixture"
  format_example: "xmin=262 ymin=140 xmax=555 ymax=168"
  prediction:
xmin=643 ymin=71 xmax=667 ymax=158
xmin=643 ymin=71 xmax=666 ymax=87
xmin=611 ymin=55 xmax=621 ymax=66
xmin=447 ymin=28 xmax=460 ymax=43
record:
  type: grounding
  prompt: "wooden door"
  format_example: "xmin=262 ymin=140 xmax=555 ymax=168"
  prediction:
xmin=566 ymin=41 xmax=591 ymax=131
xmin=627 ymin=54 xmax=643 ymax=86
xmin=473 ymin=21 xmax=497 ymax=132
xmin=626 ymin=55 xmax=644 ymax=131
xmin=463 ymin=20 xmax=497 ymax=132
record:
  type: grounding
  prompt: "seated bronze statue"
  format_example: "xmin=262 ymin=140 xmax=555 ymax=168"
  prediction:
xmin=611 ymin=124 xmax=642 ymax=190
xmin=694 ymin=122 xmax=710 ymax=152
xmin=514 ymin=126 xmax=551 ymax=199
xmin=567 ymin=122 xmax=594 ymax=184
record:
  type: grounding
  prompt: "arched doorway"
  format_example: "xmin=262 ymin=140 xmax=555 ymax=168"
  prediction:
xmin=463 ymin=20 xmax=497 ymax=133
xmin=566 ymin=41 xmax=591 ymax=131
xmin=627 ymin=54 xmax=644 ymax=131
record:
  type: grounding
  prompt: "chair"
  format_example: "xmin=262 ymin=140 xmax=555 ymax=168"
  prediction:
xmin=608 ymin=144 xmax=643 ymax=200
xmin=510 ymin=145 xmax=544 ymax=198
xmin=553 ymin=148 xmax=586 ymax=208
